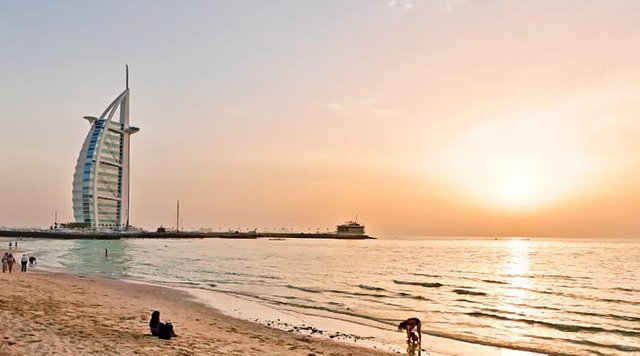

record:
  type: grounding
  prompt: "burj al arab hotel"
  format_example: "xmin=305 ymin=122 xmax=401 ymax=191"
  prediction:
xmin=72 ymin=66 xmax=139 ymax=230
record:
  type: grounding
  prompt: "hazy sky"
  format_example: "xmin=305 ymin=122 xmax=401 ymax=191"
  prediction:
xmin=1 ymin=0 xmax=639 ymax=238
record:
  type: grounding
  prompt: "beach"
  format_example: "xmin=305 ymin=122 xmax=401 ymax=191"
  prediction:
xmin=0 ymin=270 xmax=396 ymax=355
xmin=2 ymin=238 xmax=637 ymax=355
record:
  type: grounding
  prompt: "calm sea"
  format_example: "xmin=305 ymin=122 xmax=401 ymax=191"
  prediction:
xmin=6 ymin=237 xmax=640 ymax=355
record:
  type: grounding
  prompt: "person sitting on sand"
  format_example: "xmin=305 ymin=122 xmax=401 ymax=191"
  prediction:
xmin=149 ymin=311 xmax=161 ymax=336
xmin=149 ymin=310 xmax=177 ymax=339
xmin=398 ymin=317 xmax=422 ymax=346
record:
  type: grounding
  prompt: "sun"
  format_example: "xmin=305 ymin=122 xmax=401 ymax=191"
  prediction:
xmin=432 ymin=112 xmax=598 ymax=212
xmin=499 ymin=173 xmax=537 ymax=209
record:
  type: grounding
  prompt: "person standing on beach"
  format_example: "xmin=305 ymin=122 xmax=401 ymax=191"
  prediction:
xmin=7 ymin=253 xmax=15 ymax=273
xmin=21 ymin=254 xmax=28 ymax=272
xmin=105 ymin=248 xmax=108 ymax=258
xmin=9 ymin=241 xmax=12 ymax=250
xmin=1 ymin=253 xmax=7 ymax=273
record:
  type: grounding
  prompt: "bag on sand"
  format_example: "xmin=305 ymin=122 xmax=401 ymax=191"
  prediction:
xmin=158 ymin=322 xmax=174 ymax=340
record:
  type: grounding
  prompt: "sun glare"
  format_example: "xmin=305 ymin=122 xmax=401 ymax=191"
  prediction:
xmin=499 ymin=173 xmax=537 ymax=208
xmin=434 ymin=113 xmax=600 ymax=211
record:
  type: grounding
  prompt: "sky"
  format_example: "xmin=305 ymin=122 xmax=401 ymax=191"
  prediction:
xmin=0 ymin=0 xmax=639 ymax=238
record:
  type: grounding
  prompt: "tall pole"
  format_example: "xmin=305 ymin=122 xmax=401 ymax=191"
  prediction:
xmin=125 ymin=64 xmax=131 ymax=230
xmin=176 ymin=200 xmax=180 ymax=232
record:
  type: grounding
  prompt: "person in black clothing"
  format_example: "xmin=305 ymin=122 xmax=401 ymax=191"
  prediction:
xmin=149 ymin=311 xmax=161 ymax=336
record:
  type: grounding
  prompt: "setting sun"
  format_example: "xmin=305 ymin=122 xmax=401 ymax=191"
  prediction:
xmin=500 ymin=173 xmax=537 ymax=209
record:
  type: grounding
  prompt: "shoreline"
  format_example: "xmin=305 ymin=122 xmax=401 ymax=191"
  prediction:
xmin=0 ymin=267 xmax=542 ymax=355
xmin=0 ymin=270 xmax=394 ymax=355
xmin=0 ymin=240 xmax=546 ymax=356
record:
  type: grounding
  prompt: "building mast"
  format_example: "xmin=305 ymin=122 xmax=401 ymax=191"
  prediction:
xmin=125 ymin=64 xmax=130 ymax=230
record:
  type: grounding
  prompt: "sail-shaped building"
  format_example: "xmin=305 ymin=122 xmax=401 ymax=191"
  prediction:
xmin=72 ymin=67 xmax=139 ymax=229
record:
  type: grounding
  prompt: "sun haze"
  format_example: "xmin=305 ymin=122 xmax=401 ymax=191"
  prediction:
xmin=0 ymin=1 xmax=638 ymax=238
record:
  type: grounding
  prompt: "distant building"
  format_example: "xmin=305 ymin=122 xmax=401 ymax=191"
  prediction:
xmin=336 ymin=221 xmax=365 ymax=236
xmin=72 ymin=67 xmax=139 ymax=229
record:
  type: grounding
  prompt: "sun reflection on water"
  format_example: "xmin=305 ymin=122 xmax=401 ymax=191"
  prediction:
xmin=502 ymin=240 xmax=532 ymax=342
xmin=505 ymin=240 xmax=530 ymax=298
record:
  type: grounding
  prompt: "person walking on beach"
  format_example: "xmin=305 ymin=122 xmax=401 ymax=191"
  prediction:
xmin=1 ymin=253 xmax=8 ymax=273
xmin=7 ymin=253 xmax=15 ymax=273
xmin=21 ymin=254 xmax=28 ymax=272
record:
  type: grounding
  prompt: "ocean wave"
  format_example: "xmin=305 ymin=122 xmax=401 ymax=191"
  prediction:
xmin=498 ymin=285 xmax=640 ymax=307
xmin=286 ymin=285 xmax=322 ymax=293
xmin=502 ymin=273 xmax=591 ymax=281
xmin=567 ymin=338 xmax=640 ymax=352
xmin=453 ymin=289 xmax=487 ymax=296
xmin=398 ymin=292 xmax=430 ymax=301
xmin=502 ymin=300 xmax=640 ymax=324
xmin=532 ymin=334 xmax=640 ymax=353
xmin=566 ymin=310 xmax=640 ymax=323
xmin=412 ymin=273 xmax=441 ymax=278
xmin=267 ymin=298 xmax=390 ymax=325
xmin=455 ymin=298 xmax=482 ymax=304
xmin=482 ymin=279 xmax=507 ymax=285
xmin=358 ymin=284 xmax=387 ymax=292
xmin=467 ymin=312 xmax=640 ymax=337
xmin=393 ymin=280 xmax=443 ymax=288
xmin=327 ymin=289 xmax=387 ymax=298
xmin=612 ymin=287 xmax=640 ymax=292
xmin=222 ymin=271 xmax=281 ymax=280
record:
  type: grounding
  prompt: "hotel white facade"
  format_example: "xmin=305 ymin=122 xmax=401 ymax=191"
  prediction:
xmin=72 ymin=68 xmax=139 ymax=229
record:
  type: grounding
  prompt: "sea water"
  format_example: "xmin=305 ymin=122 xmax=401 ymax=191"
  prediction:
xmin=8 ymin=237 xmax=640 ymax=355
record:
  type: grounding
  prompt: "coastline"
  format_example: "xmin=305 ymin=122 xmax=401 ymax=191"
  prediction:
xmin=0 ymin=263 xmax=541 ymax=355
xmin=0 ymin=270 xmax=393 ymax=355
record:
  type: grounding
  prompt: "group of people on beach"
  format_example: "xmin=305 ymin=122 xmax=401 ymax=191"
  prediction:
xmin=2 ymin=252 xmax=35 ymax=273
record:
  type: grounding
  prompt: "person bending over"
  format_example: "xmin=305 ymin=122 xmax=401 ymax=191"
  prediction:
xmin=398 ymin=317 xmax=422 ymax=345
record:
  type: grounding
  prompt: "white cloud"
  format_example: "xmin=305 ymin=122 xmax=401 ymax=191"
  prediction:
xmin=319 ymin=100 xmax=401 ymax=118
xmin=322 ymin=103 xmax=344 ymax=111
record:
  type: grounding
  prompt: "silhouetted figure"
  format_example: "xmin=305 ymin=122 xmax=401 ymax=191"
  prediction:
xmin=149 ymin=311 xmax=161 ymax=336
xmin=149 ymin=310 xmax=177 ymax=340
xmin=398 ymin=317 xmax=422 ymax=355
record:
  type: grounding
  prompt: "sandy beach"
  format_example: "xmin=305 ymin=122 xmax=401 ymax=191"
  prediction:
xmin=0 ymin=269 xmax=402 ymax=355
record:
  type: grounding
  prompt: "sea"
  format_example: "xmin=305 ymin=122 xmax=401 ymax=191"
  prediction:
xmin=5 ymin=237 xmax=639 ymax=355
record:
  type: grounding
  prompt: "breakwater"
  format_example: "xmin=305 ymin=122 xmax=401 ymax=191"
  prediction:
xmin=0 ymin=229 xmax=374 ymax=240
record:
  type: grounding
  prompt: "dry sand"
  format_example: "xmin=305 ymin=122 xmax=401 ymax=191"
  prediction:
xmin=0 ymin=269 xmax=396 ymax=355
